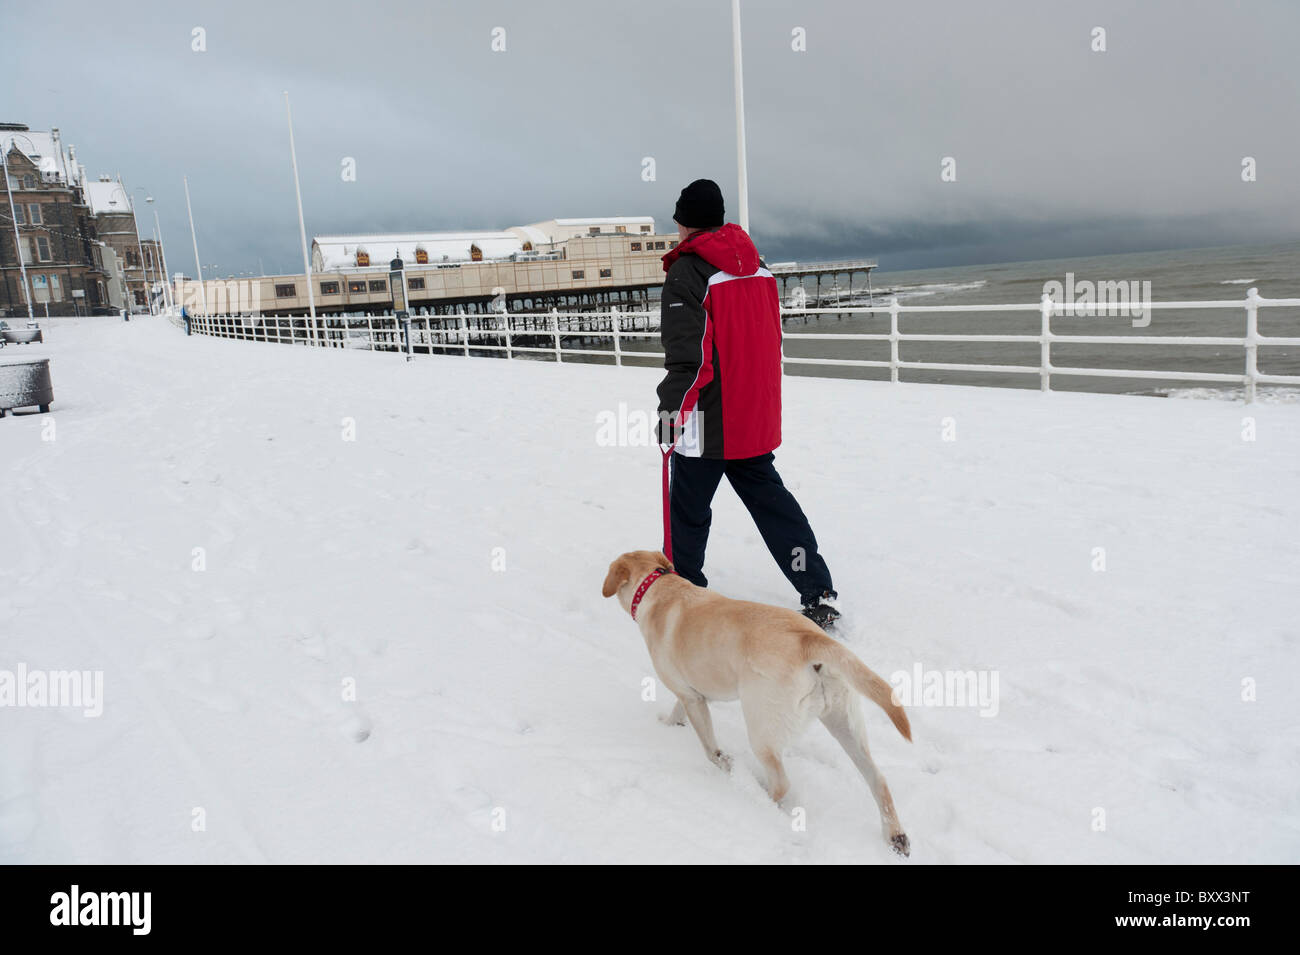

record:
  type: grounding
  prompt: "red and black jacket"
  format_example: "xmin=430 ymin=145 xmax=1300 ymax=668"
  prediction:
xmin=656 ymin=223 xmax=782 ymax=460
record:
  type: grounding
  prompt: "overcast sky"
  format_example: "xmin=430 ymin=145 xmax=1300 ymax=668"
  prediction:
xmin=6 ymin=0 xmax=1299 ymax=275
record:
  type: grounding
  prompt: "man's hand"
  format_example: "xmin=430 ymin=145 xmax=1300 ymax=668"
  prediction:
xmin=657 ymin=409 xmax=680 ymax=448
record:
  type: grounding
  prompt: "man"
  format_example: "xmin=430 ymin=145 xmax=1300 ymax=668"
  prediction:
xmin=656 ymin=179 xmax=840 ymax=629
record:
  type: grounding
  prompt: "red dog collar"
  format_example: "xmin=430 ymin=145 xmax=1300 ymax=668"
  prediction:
xmin=630 ymin=568 xmax=672 ymax=621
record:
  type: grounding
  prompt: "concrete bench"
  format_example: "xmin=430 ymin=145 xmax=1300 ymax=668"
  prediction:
xmin=0 ymin=357 xmax=53 ymax=417
xmin=1 ymin=327 xmax=44 ymax=345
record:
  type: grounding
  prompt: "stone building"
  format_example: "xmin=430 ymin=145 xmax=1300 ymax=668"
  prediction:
xmin=1 ymin=124 xmax=112 ymax=316
xmin=82 ymin=177 xmax=156 ymax=309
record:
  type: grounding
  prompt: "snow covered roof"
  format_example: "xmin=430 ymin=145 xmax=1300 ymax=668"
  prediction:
xmin=551 ymin=217 xmax=655 ymax=227
xmin=507 ymin=225 xmax=552 ymax=247
xmin=3 ymin=128 xmax=81 ymax=187
xmin=83 ymin=179 xmax=133 ymax=216
xmin=523 ymin=217 xmax=657 ymax=244
xmin=311 ymin=217 xmax=659 ymax=270
xmin=312 ymin=232 xmax=525 ymax=270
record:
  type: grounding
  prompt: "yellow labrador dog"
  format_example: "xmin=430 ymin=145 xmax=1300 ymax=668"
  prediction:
xmin=603 ymin=549 xmax=912 ymax=856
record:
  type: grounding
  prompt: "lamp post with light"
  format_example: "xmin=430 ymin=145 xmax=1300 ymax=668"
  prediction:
xmin=107 ymin=179 xmax=150 ymax=314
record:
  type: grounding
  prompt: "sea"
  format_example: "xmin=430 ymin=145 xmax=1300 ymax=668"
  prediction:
xmin=770 ymin=240 xmax=1300 ymax=398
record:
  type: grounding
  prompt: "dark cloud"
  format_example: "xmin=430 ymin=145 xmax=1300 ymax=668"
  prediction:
xmin=8 ymin=0 xmax=1298 ymax=274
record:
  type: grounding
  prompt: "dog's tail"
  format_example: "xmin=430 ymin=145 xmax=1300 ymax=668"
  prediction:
xmin=816 ymin=639 xmax=912 ymax=741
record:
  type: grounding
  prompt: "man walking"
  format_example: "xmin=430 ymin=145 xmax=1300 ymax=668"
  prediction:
xmin=657 ymin=179 xmax=840 ymax=628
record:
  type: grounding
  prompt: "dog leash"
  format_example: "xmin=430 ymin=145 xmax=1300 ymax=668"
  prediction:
xmin=660 ymin=442 xmax=674 ymax=562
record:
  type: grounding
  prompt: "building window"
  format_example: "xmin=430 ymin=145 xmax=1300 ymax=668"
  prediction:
xmin=615 ymin=225 xmax=627 ymax=233
xmin=640 ymin=225 xmax=652 ymax=233
xmin=407 ymin=277 xmax=425 ymax=290
xmin=521 ymin=241 xmax=533 ymax=252
xmin=669 ymin=241 xmax=678 ymax=248
xmin=414 ymin=248 xmax=428 ymax=264
xmin=630 ymin=242 xmax=642 ymax=251
xmin=355 ymin=251 xmax=370 ymax=267
xmin=125 ymin=250 xmax=138 ymax=268
xmin=348 ymin=280 xmax=366 ymax=293
xmin=320 ymin=281 xmax=340 ymax=295
xmin=19 ymin=236 xmax=32 ymax=264
xmin=28 ymin=204 xmax=42 ymax=225
xmin=599 ymin=268 xmax=612 ymax=278
xmin=469 ymin=244 xmax=482 ymax=262
xmin=50 ymin=274 xmax=63 ymax=301
xmin=36 ymin=236 xmax=51 ymax=261
xmin=653 ymin=241 xmax=666 ymax=250
xmin=22 ymin=174 xmax=36 ymax=190
xmin=571 ymin=270 xmax=584 ymax=279
xmin=13 ymin=204 xmax=24 ymax=225
xmin=275 ymin=283 xmax=297 ymax=298
xmin=368 ymin=279 xmax=387 ymax=292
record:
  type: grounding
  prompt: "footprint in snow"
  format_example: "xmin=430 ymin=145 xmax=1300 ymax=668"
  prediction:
xmin=341 ymin=706 xmax=371 ymax=743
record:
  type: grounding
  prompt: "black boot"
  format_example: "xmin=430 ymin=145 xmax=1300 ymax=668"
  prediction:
xmin=801 ymin=590 xmax=841 ymax=630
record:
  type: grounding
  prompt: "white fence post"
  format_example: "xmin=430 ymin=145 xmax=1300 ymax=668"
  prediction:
xmin=1039 ymin=292 xmax=1053 ymax=393
xmin=888 ymin=296 xmax=900 ymax=383
xmin=461 ymin=311 xmax=470 ymax=357
xmin=1245 ymin=287 xmax=1260 ymax=404
xmin=551 ymin=308 xmax=562 ymax=363
xmin=504 ymin=309 xmax=513 ymax=361
xmin=611 ymin=305 xmax=622 ymax=366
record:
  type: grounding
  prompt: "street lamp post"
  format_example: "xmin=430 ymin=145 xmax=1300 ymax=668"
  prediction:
xmin=112 ymin=178 xmax=150 ymax=315
xmin=131 ymin=186 xmax=161 ymax=314
xmin=147 ymin=199 xmax=174 ymax=312
xmin=2 ymin=134 xmax=36 ymax=320
xmin=183 ymin=175 xmax=207 ymax=314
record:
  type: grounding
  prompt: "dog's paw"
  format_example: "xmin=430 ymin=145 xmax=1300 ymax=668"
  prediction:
xmin=711 ymin=750 xmax=734 ymax=773
xmin=890 ymin=833 xmax=911 ymax=858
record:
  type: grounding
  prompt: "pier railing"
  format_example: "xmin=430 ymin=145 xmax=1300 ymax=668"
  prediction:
xmin=175 ymin=287 xmax=1300 ymax=402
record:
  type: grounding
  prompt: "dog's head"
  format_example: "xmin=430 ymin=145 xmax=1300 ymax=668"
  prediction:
xmin=602 ymin=550 xmax=673 ymax=607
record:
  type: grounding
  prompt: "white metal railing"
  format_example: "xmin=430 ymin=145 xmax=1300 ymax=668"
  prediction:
xmin=178 ymin=288 xmax=1300 ymax=402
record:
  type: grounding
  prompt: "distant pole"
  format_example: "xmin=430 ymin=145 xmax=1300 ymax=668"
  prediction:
xmin=151 ymin=205 xmax=173 ymax=311
xmin=183 ymin=175 xmax=207 ymax=312
xmin=2 ymin=138 xmax=35 ymax=320
xmin=119 ymin=177 xmax=151 ymax=314
xmin=731 ymin=0 xmax=750 ymax=234
xmin=283 ymin=91 xmax=317 ymax=336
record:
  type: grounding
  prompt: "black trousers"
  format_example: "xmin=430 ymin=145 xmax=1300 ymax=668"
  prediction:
xmin=669 ymin=451 xmax=833 ymax=602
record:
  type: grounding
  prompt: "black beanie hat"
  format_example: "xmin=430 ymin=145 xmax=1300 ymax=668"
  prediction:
xmin=673 ymin=179 xmax=725 ymax=229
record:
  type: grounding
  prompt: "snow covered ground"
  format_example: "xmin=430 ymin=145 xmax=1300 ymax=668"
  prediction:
xmin=2 ymin=317 xmax=1297 ymax=864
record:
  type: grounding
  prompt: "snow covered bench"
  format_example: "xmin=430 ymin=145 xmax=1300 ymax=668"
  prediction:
xmin=0 ymin=357 xmax=53 ymax=417
xmin=1 ymin=326 xmax=44 ymax=345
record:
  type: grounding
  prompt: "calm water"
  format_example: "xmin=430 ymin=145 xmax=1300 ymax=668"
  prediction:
xmin=540 ymin=239 xmax=1299 ymax=397
xmin=773 ymin=240 xmax=1300 ymax=396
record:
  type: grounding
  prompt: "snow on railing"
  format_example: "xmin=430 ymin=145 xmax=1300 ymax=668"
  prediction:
xmin=178 ymin=288 xmax=1300 ymax=403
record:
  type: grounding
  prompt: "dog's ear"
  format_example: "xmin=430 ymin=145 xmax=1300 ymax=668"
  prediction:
xmin=602 ymin=556 xmax=631 ymax=598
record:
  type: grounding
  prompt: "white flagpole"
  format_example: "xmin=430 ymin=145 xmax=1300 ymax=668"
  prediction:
xmin=283 ymin=91 xmax=317 ymax=340
xmin=732 ymin=0 xmax=750 ymax=234
xmin=183 ymin=174 xmax=206 ymax=313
